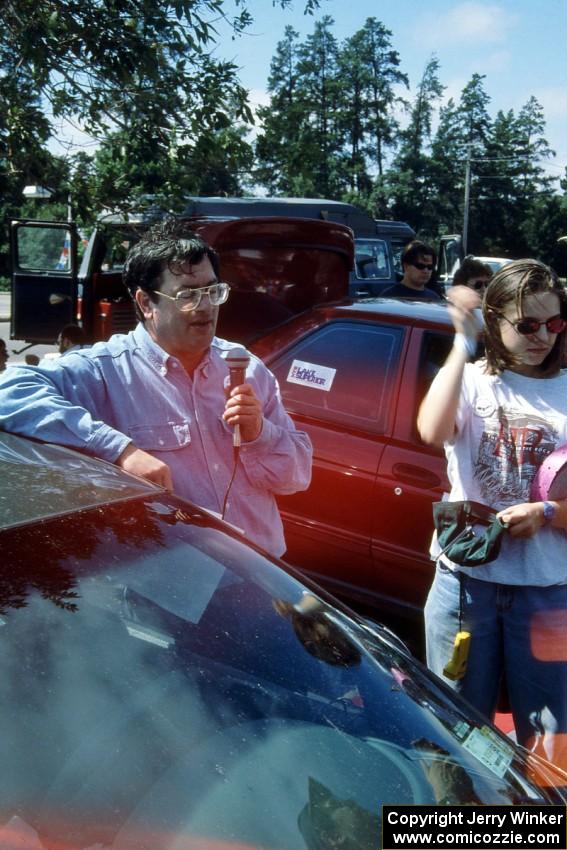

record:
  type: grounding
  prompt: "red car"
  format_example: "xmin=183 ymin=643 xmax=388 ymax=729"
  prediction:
xmin=252 ymin=299 xmax=454 ymax=646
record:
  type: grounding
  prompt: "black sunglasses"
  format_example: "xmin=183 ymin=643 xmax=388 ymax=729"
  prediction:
xmin=412 ymin=262 xmax=434 ymax=271
xmin=468 ymin=279 xmax=489 ymax=291
xmin=501 ymin=314 xmax=567 ymax=336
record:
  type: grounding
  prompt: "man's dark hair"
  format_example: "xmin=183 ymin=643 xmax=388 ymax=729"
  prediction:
xmin=59 ymin=324 xmax=86 ymax=345
xmin=402 ymin=240 xmax=437 ymax=268
xmin=123 ymin=216 xmax=220 ymax=321
xmin=452 ymin=256 xmax=493 ymax=286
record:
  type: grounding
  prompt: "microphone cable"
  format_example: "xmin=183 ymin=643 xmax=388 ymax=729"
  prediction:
xmin=221 ymin=443 xmax=240 ymax=521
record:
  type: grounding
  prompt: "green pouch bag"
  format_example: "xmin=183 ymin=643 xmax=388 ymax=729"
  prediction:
xmin=432 ymin=500 xmax=508 ymax=567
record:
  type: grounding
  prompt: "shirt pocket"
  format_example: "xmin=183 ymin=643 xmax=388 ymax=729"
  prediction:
xmin=129 ymin=421 xmax=191 ymax=451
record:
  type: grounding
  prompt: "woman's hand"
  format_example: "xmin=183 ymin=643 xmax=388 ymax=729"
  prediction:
xmin=497 ymin=502 xmax=546 ymax=538
xmin=418 ymin=285 xmax=482 ymax=447
xmin=446 ymin=285 xmax=482 ymax=337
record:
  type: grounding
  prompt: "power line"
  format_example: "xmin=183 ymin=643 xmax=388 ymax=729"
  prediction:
xmin=452 ymin=154 xmax=564 ymax=168
xmin=471 ymin=156 xmax=531 ymax=162
xmin=473 ymin=174 xmax=559 ymax=179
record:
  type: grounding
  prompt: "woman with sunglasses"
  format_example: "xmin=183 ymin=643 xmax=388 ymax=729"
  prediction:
xmin=451 ymin=256 xmax=493 ymax=292
xmin=418 ymin=259 xmax=567 ymax=772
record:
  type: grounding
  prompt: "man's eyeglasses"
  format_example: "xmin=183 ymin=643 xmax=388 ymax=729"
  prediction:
xmin=501 ymin=314 xmax=567 ymax=336
xmin=467 ymin=279 xmax=489 ymax=291
xmin=154 ymin=282 xmax=230 ymax=312
xmin=412 ymin=262 xmax=434 ymax=271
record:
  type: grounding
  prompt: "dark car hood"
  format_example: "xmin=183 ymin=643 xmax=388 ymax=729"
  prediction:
xmin=0 ymin=432 xmax=154 ymax=529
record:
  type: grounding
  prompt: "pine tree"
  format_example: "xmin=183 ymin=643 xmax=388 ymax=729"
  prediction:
xmin=295 ymin=16 xmax=343 ymax=197
xmin=479 ymin=97 xmax=556 ymax=256
xmin=429 ymin=97 xmax=468 ymax=235
xmin=337 ymin=18 xmax=408 ymax=197
xmin=255 ymin=26 xmax=307 ymax=194
xmin=458 ymin=75 xmax=493 ymax=250
xmin=386 ymin=56 xmax=444 ymax=233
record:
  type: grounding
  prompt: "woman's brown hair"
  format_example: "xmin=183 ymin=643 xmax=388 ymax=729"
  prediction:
xmin=483 ymin=259 xmax=567 ymax=377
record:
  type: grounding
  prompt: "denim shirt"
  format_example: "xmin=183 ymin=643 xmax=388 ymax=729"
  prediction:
xmin=0 ymin=324 xmax=313 ymax=557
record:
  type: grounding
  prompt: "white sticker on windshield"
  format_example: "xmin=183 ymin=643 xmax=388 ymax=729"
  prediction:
xmin=287 ymin=360 xmax=336 ymax=392
xmin=461 ymin=726 xmax=513 ymax=778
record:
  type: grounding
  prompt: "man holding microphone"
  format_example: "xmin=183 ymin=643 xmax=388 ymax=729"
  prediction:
xmin=0 ymin=217 xmax=312 ymax=557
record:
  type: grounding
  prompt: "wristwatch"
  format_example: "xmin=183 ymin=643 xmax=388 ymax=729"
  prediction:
xmin=542 ymin=501 xmax=556 ymax=525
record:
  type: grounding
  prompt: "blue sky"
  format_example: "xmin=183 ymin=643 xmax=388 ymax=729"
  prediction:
xmin=52 ymin=0 xmax=567 ymax=187
xmin=214 ymin=0 xmax=567 ymax=185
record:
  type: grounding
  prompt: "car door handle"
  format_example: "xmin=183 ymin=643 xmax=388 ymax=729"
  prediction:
xmin=49 ymin=293 xmax=72 ymax=305
xmin=392 ymin=463 xmax=441 ymax=489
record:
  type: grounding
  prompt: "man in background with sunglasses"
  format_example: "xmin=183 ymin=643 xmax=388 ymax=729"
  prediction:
xmin=452 ymin=257 xmax=492 ymax=293
xmin=383 ymin=240 xmax=443 ymax=300
xmin=0 ymin=217 xmax=312 ymax=558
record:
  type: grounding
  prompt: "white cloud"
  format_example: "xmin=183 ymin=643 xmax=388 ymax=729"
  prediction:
xmin=441 ymin=76 xmax=468 ymax=105
xmin=478 ymin=49 xmax=511 ymax=73
xmin=532 ymin=86 xmax=567 ymax=119
xmin=244 ymin=87 xmax=270 ymax=140
xmin=416 ymin=2 xmax=517 ymax=49
xmin=47 ymin=116 xmax=101 ymax=156
xmin=529 ymin=89 xmax=567 ymax=174
xmin=247 ymin=87 xmax=270 ymax=112
xmin=439 ymin=47 xmax=510 ymax=104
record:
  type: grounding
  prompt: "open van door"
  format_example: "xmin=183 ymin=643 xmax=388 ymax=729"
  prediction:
xmin=437 ymin=234 xmax=463 ymax=292
xmin=10 ymin=220 xmax=78 ymax=344
xmin=193 ymin=216 xmax=354 ymax=344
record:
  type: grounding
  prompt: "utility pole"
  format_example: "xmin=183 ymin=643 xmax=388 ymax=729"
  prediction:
xmin=462 ymin=144 xmax=472 ymax=255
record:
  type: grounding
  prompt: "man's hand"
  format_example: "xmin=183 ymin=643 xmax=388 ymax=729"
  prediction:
xmin=497 ymin=502 xmax=545 ymax=538
xmin=223 ymin=383 xmax=263 ymax=443
xmin=117 ymin=444 xmax=173 ymax=490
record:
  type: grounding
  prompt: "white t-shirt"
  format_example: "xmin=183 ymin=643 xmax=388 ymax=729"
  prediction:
xmin=431 ymin=361 xmax=567 ymax=585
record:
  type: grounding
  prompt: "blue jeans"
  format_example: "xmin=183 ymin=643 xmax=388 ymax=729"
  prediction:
xmin=425 ymin=562 xmax=567 ymax=771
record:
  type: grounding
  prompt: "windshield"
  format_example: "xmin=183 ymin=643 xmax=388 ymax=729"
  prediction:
xmin=0 ymin=495 xmax=559 ymax=849
xmin=354 ymin=239 xmax=390 ymax=280
xmin=485 ymin=259 xmax=508 ymax=273
xmin=98 ymin=224 xmax=141 ymax=271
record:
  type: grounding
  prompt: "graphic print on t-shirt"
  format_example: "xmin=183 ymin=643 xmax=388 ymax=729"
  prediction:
xmin=476 ymin=405 xmax=557 ymax=505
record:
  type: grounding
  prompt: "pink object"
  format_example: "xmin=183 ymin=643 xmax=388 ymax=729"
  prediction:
xmin=530 ymin=444 xmax=567 ymax=501
xmin=495 ymin=712 xmax=515 ymax=736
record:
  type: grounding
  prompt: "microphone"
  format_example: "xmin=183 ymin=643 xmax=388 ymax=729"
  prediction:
xmin=225 ymin=347 xmax=250 ymax=448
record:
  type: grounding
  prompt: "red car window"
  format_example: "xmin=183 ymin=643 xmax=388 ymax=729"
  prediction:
xmin=272 ymin=321 xmax=404 ymax=432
